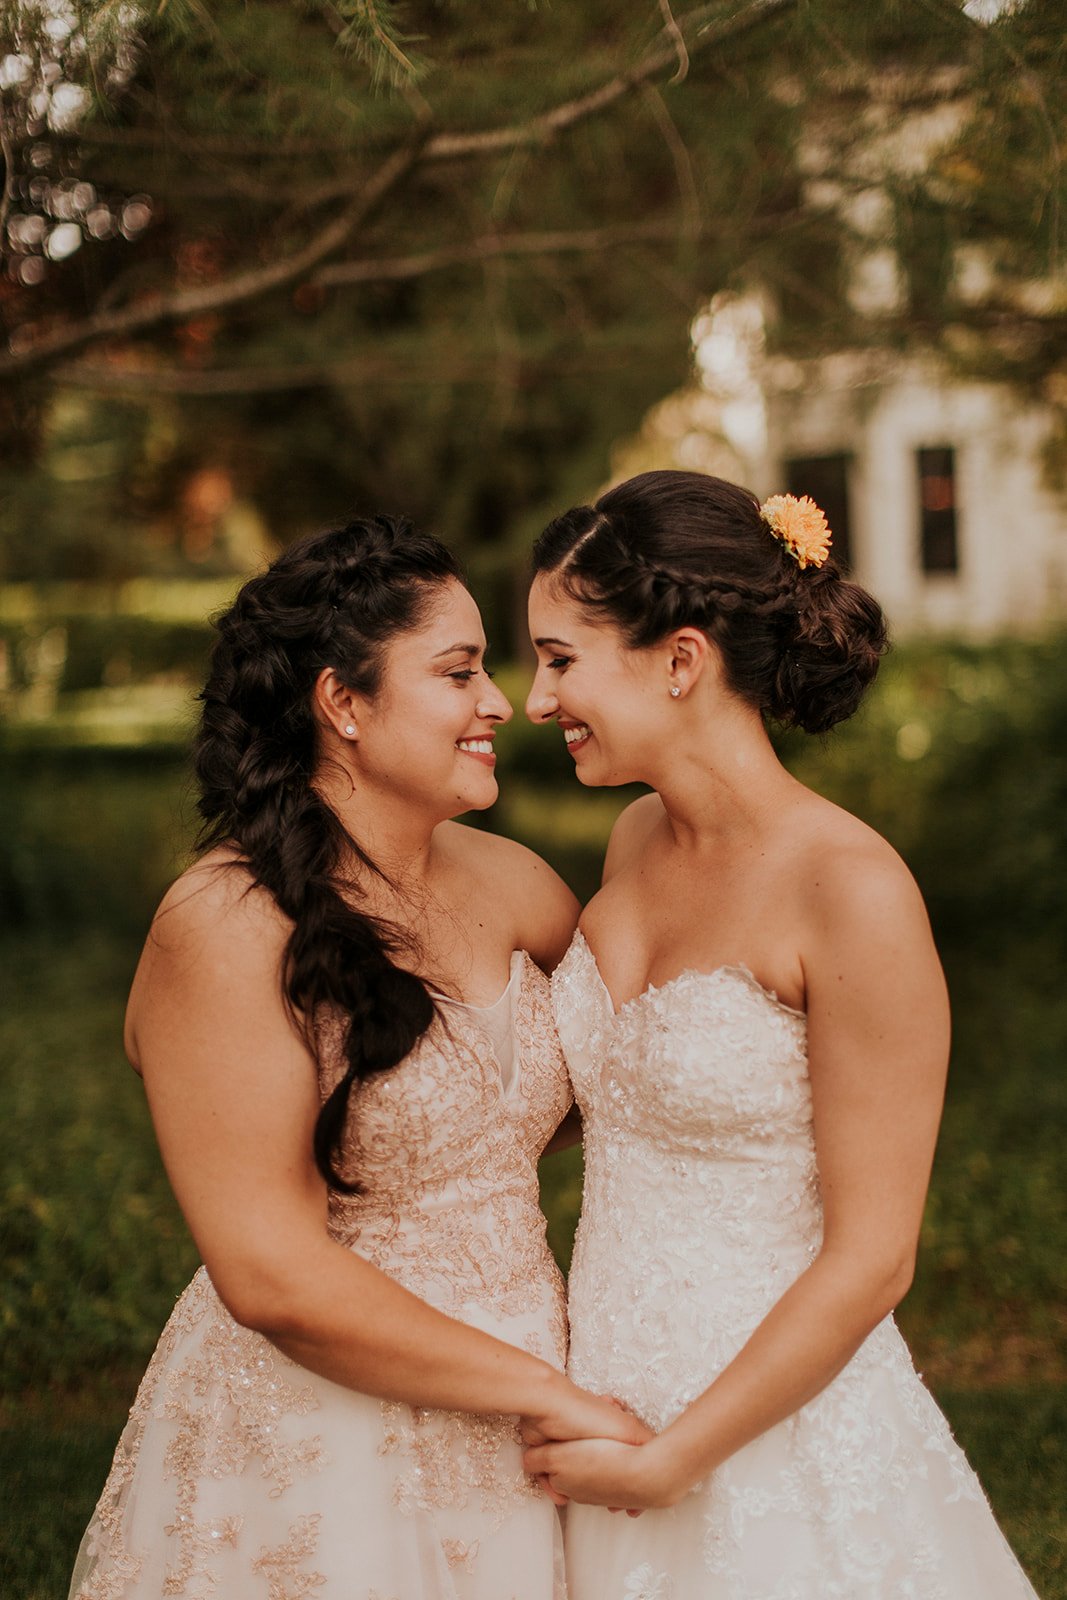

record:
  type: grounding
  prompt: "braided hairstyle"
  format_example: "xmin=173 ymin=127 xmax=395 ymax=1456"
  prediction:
xmin=532 ymin=470 xmax=887 ymax=733
xmin=194 ymin=514 xmax=462 ymax=1191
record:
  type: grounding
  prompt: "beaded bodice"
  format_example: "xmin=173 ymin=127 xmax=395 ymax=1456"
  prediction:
xmin=553 ymin=929 xmax=819 ymax=1427
xmin=317 ymin=949 xmax=571 ymax=1359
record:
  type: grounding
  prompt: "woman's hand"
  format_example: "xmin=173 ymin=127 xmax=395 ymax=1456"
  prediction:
xmin=523 ymin=1435 xmax=684 ymax=1511
xmin=520 ymin=1384 xmax=655 ymax=1508
xmin=523 ymin=1378 xmax=652 ymax=1450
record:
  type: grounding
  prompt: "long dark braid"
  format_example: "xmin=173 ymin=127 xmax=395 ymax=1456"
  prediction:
xmin=194 ymin=514 xmax=462 ymax=1190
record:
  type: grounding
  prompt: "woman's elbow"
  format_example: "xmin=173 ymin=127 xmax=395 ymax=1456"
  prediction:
xmin=819 ymin=1243 xmax=917 ymax=1323
xmin=866 ymin=1248 xmax=916 ymax=1320
xmin=209 ymin=1256 xmax=321 ymax=1340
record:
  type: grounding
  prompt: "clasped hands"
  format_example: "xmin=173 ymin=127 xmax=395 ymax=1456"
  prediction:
xmin=521 ymin=1392 xmax=682 ymax=1515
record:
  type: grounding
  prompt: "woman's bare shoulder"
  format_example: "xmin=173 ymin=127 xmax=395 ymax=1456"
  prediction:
xmin=150 ymin=847 xmax=289 ymax=949
xmin=126 ymin=850 xmax=292 ymax=1068
xmin=436 ymin=821 xmax=579 ymax=968
xmin=787 ymin=794 xmax=934 ymax=959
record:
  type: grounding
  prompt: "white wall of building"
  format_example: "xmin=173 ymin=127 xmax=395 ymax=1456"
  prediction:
xmin=764 ymin=353 xmax=1067 ymax=637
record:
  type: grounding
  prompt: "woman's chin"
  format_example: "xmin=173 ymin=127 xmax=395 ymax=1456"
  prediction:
xmin=574 ymin=761 xmax=622 ymax=789
xmin=454 ymin=778 xmax=500 ymax=813
xmin=574 ymin=752 xmax=638 ymax=789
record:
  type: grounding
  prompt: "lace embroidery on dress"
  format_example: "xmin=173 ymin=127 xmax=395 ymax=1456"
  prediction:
xmin=320 ymin=954 xmax=570 ymax=1524
xmin=250 ymin=1515 xmax=326 ymax=1600
xmin=72 ymin=1270 xmax=328 ymax=1600
xmin=623 ymin=1567 xmax=674 ymax=1600
xmin=378 ymin=1402 xmax=537 ymax=1528
xmin=555 ymin=930 xmax=1040 ymax=1600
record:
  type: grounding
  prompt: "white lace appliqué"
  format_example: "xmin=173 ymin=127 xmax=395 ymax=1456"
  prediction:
xmin=554 ymin=930 xmax=1038 ymax=1600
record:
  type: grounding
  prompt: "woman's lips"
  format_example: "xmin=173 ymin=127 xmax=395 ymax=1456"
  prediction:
xmin=562 ymin=723 xmax=592 ymax=754
xmin=456 ymin=737 xmax=496 ymax=766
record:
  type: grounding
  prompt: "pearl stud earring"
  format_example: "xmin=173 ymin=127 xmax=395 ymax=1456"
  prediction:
xmin=344 ymin=724 xmax=356 ymax=735
xmin=669 ymin=685 xmax=681 ymax=698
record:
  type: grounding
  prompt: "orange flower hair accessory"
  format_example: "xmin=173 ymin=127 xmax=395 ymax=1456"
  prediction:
xmin=759 ymin=493 xmax=832 ymax=570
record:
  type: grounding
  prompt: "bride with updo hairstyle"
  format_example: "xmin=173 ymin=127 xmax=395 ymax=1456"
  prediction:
xmin=69 ymin=513 xmax=647 ymax=1600
xmin=524 ymin=471 xmax=1040 ymax=1599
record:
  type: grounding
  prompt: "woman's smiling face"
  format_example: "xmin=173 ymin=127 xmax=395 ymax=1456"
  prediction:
xmin=351 ymin=577 xmax=512 ymax=818
xmin=526 ymin=573 xmax=668 ymax=788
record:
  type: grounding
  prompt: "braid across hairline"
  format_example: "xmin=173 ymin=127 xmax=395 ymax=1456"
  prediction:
xmin=532 ymin=470 xmax=887 ymax=733
xmin=548 ymin=515 xmax=799 ymax=640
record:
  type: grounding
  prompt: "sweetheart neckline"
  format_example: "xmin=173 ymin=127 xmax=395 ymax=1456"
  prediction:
xmin=569 ymin=928 xmax=806 ymax=1024
xmin=432 ymin=949 xmax=524 ymax=1012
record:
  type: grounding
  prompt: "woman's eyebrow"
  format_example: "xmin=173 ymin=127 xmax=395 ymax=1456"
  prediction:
xmin=533 ymin=636 xmax=574 ymax=650
xmin=431 ymin=641 xmax=481 ymax=659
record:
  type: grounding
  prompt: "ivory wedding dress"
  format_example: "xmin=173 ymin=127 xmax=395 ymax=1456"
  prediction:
xmin=70 ymin=951 xmax=570 ymax=1600
xmin=553 ymin=929 xmax=1039 ymax=1600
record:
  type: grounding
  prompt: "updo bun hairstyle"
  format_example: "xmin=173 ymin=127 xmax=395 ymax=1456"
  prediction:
xmin=194 ymin=514 xmax=462 ymax=1191
xmin=532 ymin=470 xmax=887 ymax=734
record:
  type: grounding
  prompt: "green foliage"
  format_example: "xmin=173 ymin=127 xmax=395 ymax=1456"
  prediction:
xmin=0 ymin=937 xmax=200 ymax=1397
xmin=0 ymin=614 xmax=211 ymax=693
xmin=778 ymin=635 xmax=1067 ymax=953
xmin=0 ymin=747 xmax=192 ymax=933
xmin=5 ymin=0 xmax=1064 ymax=596
xmin=0 ymin=1417 xmax=123 ymax=1600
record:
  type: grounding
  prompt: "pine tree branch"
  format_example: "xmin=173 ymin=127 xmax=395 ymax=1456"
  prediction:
xmin=49 ymin=338 xmax=672 ymax=396
xmin=1 ymin=0 xmax=797 ymax=381
xmin=312 ymin=221 xmax=704 ymax=286
xmin=422 ymin=0 xmax=794 ymax=162
xmin=641 ymin=83 xmax=702 ymax=239
xmin=657 ymin=0 xmax=691 ymax=85
xmin=0 ymin=106 xmax=15 ymax=248
xmin=313 ymin=198 xmax=820 ymax=288
xmin=0 ymin=141 xmax=421 ymax=378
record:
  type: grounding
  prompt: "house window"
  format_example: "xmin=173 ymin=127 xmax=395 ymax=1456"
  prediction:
xmin=917 ymin=447 xmax=959 ymax=574
xmin=784 ymin=455 xmax=852 ymax=570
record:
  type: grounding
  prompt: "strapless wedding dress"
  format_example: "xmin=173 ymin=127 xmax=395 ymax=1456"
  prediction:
xmin=553 ymin=930 xmax=1039 ymax=1600
xmin=70 ymin=951 xmax=570 ymax=1600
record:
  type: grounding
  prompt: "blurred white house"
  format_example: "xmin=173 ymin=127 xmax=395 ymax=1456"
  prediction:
xmin=760 ymin=347 xmax=1067 ymax=636
xmin=617 ymin=67 xmax=1067 ymax=638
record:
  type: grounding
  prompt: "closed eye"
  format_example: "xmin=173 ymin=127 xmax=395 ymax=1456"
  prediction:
xmin=548 ymin=656 xmax=570 ymax=671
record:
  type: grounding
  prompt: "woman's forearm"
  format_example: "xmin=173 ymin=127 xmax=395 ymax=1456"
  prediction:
xmin=648 ymin=1249 xmax=913 ymax=1502
xmin=225 ymin=1232 xmax=564 ymax=1418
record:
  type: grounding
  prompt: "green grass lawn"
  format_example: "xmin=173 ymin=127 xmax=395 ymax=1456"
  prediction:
xmin=2 ymin=932 xmax=1064 ymax=1598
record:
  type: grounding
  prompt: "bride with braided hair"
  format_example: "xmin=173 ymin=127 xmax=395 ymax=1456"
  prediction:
xmin=69 ymin=513 xmax=647 ymax=1600
xmin=523 ymin=470 xmax=1039 ymax=1598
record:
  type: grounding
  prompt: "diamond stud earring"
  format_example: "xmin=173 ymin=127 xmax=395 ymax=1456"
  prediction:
xmin=669 ymin=685 xmax=681 ymax=698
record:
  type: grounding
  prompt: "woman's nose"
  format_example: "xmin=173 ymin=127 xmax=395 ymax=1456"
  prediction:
xmin=478 ymin=676 xmax=513 ymax=724
xmin=525 ymin=671 xmax=558 ymax=724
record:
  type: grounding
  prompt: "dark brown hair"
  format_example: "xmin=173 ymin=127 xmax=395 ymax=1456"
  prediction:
xmin=532 ymin=470 xmax=887 ymax=734
xmin=194 ymin=514 xmax=462 ymax=1190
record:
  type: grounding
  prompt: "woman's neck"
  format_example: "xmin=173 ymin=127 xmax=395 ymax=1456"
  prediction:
xmin=313 ymin=765 xmax=441 ymax=893
xmin=650 ymin=709 xmax=800 ymax=852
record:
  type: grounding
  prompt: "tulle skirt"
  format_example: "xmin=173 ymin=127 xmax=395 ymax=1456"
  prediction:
xmin=70 ymin=1268 xmax=566 ymax=1600
xmin=565 ymin=1318 xmax=1038 ymax=1600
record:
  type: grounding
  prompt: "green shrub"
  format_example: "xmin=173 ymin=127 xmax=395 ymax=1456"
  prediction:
xmin=0 ymin=747 xmax=192 ymax=936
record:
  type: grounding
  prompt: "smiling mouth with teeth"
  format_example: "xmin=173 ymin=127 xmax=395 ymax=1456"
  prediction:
xmin=563 ymin=724 xmax=592 ymax=751
xmin=456 ymin=737 xmax=496 ymax=765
